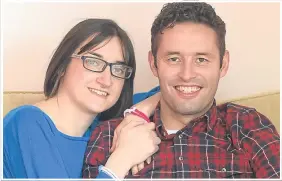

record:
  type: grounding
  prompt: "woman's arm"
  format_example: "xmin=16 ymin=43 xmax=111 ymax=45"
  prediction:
xmin=133 ymin=91 xmax=161 ymax=116
xmin=133 ymin=86 xmax=160 ymax=105
xmin=108 ymin=88 xmax=161 ymax=175
xmin=82 ymin=119 xmax=160 ymax=179
xmin=95 ymin=166 xmax=118 ymax=179
xmin=4 ymin=108 xmax=70 ymax=178
xmin=110 ymin=91 xmax=161 ymax=153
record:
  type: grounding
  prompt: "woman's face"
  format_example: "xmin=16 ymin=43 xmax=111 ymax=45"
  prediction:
xmin=60 ymin=36 xmax=128 ymax=115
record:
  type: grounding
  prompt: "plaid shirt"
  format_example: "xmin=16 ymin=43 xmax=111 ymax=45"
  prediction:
xmin=82 ymin=102 xmax=280 ymax=179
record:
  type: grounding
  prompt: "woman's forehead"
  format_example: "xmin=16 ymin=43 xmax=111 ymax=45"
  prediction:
xmin=86 ymin=36 xmax=125 ymax=63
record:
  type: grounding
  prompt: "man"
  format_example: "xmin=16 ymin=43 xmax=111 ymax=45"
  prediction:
xmin=82 ymin=2 xmax=280 ymax=179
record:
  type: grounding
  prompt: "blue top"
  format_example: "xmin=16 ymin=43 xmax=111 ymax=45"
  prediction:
xmin=3 ymin=86 xmax=160 ymax=178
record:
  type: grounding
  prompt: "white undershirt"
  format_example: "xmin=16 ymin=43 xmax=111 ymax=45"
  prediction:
xmin=166 ymin=130 xmax=178 ymax=135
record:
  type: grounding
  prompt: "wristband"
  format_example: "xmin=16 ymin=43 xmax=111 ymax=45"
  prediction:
xmin=123 ymin=107 xmax=151 ymax=123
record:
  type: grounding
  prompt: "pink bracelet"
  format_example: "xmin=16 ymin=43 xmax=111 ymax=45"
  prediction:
xmin=123 ymin=107 xmax=151 ymax=123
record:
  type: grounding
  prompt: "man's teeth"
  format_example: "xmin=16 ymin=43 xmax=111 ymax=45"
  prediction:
xmin=175 ymin=86 xmax=200 ymax=93
xmin=88 ymin=88 xmax=108 ymax=96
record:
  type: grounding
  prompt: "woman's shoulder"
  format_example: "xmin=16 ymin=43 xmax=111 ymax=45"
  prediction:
xmin=4 ymin=105 xmax=50 ymax=129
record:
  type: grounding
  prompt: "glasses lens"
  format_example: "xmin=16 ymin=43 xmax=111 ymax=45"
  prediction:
xmin=111 ymin=64 xmax=133 ymax=79
xmin=83 ymin=57 xmax=106 ymax=71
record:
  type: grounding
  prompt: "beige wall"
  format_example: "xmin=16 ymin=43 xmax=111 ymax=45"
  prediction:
xmin=3 ymin=2 xmax=280 ymax=101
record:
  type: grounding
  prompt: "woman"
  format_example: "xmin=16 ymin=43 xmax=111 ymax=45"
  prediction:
xmin=3 ymin=19 xmax=160 ymax=178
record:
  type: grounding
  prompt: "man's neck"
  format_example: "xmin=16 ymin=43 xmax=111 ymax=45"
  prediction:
xmin=37 ymin=93 xmax=96 ymax=137
xmin=159 ymin=98 xmax=213 ymax=131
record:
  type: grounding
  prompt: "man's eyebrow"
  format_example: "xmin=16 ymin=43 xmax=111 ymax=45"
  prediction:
xmin=163 ymin=52 xmax=216 ymax=59
xmin=165 ymin=52 xmax=214 ymax=56
xmin=195 ymin=52 xmax=218 ymax=59
xmin=87 ymin=52 xmax=125 ymax=64
xmin=165 ymin=51 xmax=181 ymax=56
xmin=195 ymin=52 xmax=212 ymax=56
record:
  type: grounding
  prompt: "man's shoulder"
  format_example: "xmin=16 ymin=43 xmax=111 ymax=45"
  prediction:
xmin=96 ymin=117 xmax=123 ymax=132
xmin=217 ymin=102 xmax=278 ymax=133
xmin=87 ymin=117 xmax=123 ymax=149
xmin=217 ymin=102 xmax=260 ymax=121
xmin=217 ymin=102 xmax=256 ymax=114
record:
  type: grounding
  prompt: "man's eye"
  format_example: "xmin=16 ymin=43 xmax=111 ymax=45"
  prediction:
xmin=168 ymin=57 xmax=181 ymax=62
xmin=196 ymin=58 xmax=208 ymax=63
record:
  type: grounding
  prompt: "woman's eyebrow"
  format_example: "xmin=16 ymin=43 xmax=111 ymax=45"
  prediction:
xmin=87 ymin=52 xmax=103 ymax=58
xmin=86 ymin=52 xmax=125 ymax=64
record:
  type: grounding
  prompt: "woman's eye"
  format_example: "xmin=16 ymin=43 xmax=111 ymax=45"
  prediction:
xmin=87 ymin=59 xmax=100 ymax=66
xmin=113 ymin=68 xmax=125 ymax=74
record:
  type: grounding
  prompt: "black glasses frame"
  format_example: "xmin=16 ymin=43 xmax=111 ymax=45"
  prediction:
xmin=72 ymin=54 xmax=133 ymax=79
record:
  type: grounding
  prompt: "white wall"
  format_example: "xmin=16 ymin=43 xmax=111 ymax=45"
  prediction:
xmin=3 ymin=2 xmax=280 ymax=101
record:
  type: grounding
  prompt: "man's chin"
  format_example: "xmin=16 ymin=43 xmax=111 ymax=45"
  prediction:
xmin=173 ymin=104 xmax=201 ymax=115
xmin=174 ymin=99 xmax=215 ymax=116
xmin=169 ymin=98 xmax=208 ymax=112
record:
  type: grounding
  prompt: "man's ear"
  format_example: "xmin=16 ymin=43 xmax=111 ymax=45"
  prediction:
xmin=220 ymin=50 xmax=230 ymax=78
xmin=148 ymin=51 xmax=159 ymax=77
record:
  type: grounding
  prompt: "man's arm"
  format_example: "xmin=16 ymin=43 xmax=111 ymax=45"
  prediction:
xmin=240 ymin=110 xmax=280 ymax=178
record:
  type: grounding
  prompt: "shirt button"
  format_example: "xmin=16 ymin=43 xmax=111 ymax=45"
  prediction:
xmin=179 ymin=156 xmax=183 ymax=161
xmin=179 ymin=134 xmax=183 ymax=139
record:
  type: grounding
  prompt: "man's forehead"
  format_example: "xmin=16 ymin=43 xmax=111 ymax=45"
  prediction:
xmin=157 ymin=42 xmax=219 ymax=57
xmin=158 ymin=22 xmax=217 ymax=40
xmin=156 ymin=24 xmax=219 ymax=56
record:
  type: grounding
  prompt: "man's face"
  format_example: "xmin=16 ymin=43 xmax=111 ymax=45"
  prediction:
xmin=149 ymin=22 xmax=229 ymax=119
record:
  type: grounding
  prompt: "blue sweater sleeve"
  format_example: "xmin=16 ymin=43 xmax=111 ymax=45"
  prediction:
xmin=4 ymin=107 xmax=70 ymax=178
xmin=95 ymin=172 xmax=114 ymax=179
xmin=133 ymin=86 xmax=160 ymax=104
xmin=4 ymin=106 xmax=115 ymax=179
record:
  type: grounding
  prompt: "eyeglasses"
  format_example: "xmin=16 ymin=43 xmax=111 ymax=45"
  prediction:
xmin=71 ymin=54 xmax=133 ymax=79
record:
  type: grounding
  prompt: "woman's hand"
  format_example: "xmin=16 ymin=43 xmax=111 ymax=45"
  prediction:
xmin=111 ymin=114 xmax=154 ymax=175
xmin=105 ymin=120 xmax=161 ymax=178
xmin=110 ymin=92 xmax=161 ymax=152
xmin=109 ymin=92 xmax=161 ymax=175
